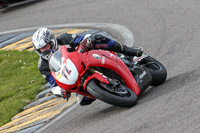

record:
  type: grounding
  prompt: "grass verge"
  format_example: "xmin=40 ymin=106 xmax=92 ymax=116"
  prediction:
xmin=0 ymin=50 xmax=45 ymax=127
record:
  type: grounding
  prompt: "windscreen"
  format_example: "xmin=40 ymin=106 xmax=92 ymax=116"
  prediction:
xmin=49 ymin=48 xmax=62 ymax=72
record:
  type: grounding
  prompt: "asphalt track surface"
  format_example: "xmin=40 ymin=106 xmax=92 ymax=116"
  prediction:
xmin=1 ymin=0 xmax=200 ymax=133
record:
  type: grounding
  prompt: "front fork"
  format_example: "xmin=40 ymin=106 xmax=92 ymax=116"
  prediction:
xmin=82 ymin=68 xmax=121 ymax=90
xmin=82 ymin=68 xmax=109 ymax=90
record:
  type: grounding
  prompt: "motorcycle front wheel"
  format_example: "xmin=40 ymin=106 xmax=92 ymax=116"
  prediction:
xmin=86 ymin=79 xmax=137 ymax=107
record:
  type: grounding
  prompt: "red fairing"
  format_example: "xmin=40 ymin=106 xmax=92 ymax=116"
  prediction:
xmin=51 ymin=72 xmax=77 ymax=91
xmin=83 ymin=73 xmax=110 ymax=89
xmin=51 ymin=46 xmax=85 ymax=91
xmin=83 ymin=50 xmax=140 ymax=95
xmin=60 ymin=46 xmax=85 ymax=74
xmin=51 ymin=46 xmax=140 ymax=96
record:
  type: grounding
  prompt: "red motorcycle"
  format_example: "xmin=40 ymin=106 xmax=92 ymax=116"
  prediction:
xmin=49 ymin=38 xmax=167 ymax=107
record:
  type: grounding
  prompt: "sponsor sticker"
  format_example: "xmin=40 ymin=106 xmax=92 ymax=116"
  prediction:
xmin=93 ymin=54 xmax=101 ymax=60
xmin=101 ymin=56 xmax=106 ymax=64
xmin=56 ymin=72 xmax=61 ymax=79
xmin=139 ymin=71 xmax=146 ymax=79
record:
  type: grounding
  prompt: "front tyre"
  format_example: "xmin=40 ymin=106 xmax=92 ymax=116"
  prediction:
xmin=86 ymin=79 xmax=137 ymax=107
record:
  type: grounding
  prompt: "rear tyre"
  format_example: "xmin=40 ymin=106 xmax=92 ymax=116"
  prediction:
xmin=143 ymin=56 xmax=167 ymax=86
xmin=86 ymin=79 xmax=137 ymax=107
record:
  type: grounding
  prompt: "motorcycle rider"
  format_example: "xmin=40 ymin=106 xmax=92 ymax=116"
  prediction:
xmin=32 ymin=27 xmax=143 ymax=105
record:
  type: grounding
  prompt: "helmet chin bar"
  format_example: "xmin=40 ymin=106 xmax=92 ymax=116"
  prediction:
xmin=41 ymin=49 xmax=54 ymax=60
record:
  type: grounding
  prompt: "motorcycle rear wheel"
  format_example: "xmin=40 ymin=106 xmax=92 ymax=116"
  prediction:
xmin=86 ymin=79 xmax=137 ymax=107
xmin=143 ymin=56 xmax=167 ymax=86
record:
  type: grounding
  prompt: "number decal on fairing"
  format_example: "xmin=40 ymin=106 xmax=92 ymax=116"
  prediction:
xmin=62 ymin=65 xmax=72 ymax=80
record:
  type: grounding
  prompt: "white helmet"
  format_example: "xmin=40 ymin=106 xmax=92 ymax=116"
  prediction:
xmin=32 ymin=28 xmax=57 ymax=60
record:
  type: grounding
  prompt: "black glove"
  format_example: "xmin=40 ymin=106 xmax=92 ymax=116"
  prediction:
xmin=61 ymin=89 xmax=71 ymax=101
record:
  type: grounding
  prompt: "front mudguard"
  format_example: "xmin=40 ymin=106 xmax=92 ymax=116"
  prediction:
xmin=83 ymin=72 xmax=109 ymax=90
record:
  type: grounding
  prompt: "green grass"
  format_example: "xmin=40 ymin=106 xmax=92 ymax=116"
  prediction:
xmin=0 ymin=50 xmax=46 ymax=127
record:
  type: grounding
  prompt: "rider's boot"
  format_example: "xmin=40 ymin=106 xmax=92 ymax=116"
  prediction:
xmin=51 ymin=87 xmax=95 ymax=105
xmin=109 ymin=42 xmax=143 ymax=57
xmin=76 ymin=94 xmax=96 ymax=106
